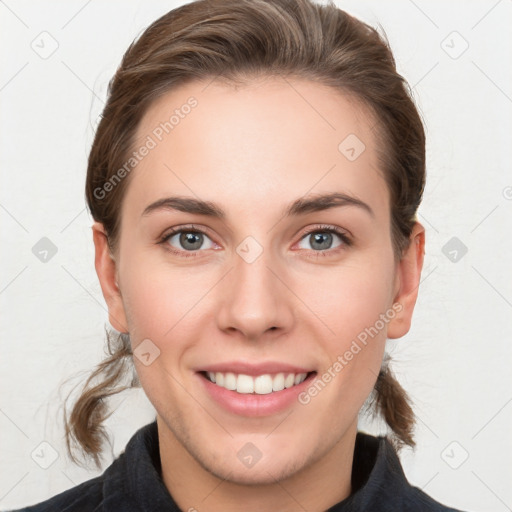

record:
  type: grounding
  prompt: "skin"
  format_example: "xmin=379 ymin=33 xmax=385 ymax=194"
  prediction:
xmin=93 ymin=76 xmax=425 ymax=512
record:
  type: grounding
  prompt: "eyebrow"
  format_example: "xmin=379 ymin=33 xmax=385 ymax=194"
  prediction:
xmin=141 ymin=192 xmax=375 ymax=220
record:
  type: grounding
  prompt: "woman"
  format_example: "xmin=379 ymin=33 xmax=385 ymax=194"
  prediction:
xmin=10 ymin=0 xmax=466 ymax=510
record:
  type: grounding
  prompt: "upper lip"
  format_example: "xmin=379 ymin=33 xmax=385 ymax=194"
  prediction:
xmin=197 ymin=360 xmax=315 ymax=376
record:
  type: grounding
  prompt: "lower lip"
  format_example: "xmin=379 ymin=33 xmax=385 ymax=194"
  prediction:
xmin=196 ymin=371 xmax=317 ymax=417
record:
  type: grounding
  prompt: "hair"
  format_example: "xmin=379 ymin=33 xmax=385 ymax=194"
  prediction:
xmin=65 ymin=0 xmax=425 ymax=467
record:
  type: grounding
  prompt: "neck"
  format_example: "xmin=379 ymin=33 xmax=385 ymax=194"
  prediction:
xmin=157 ymin=416 xmax=357 ymax=512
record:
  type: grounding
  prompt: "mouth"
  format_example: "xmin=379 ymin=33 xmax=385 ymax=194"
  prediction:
xmin=198 ymin=370 xmax=317 ymax=395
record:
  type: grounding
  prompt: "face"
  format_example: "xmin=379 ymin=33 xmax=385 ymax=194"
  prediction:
xmin=94 ymin=76 xmax=424 ymax=486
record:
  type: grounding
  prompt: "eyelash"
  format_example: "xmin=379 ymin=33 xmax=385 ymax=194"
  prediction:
xmin=157 ymin=224 xmax=352 ymax=259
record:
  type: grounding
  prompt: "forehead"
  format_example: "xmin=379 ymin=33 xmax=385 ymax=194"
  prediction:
xmin=122 ymin=76 xmax=389 ymax=224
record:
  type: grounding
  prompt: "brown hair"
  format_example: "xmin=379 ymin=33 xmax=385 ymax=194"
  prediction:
xmin=66 ymin=0 xmax=425 ymax=467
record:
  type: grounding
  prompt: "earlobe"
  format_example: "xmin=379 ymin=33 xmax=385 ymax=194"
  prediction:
xmin=92 ymin=222 xmax=129 ymax=333
xmin=387 ymin=222 xmax=425 ymax=340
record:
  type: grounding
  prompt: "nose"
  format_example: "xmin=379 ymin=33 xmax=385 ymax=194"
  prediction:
xmin=216 ymin=247 xmax=294 ymax=342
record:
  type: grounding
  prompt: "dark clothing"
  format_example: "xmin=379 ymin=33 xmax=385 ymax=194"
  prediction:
xmin=8 ymin=421 xmax=465 ymax=511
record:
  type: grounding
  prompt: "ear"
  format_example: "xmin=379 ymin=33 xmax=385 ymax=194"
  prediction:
xmin=387 ymin=221 xmax=425 ymax=339
xmin=92 ymin=222 xmax=129 ymax=333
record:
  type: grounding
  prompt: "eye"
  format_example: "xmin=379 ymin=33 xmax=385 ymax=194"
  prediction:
xmin=296 ymin=225 xmax=352 ymax=256
xmin=158 ymin=225 xmax=216 ymax=258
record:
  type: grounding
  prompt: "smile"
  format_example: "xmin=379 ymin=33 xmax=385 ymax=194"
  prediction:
xmin=201 ymin=371 xmax=314 ymax=394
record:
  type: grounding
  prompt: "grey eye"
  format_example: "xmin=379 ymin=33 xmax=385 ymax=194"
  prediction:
xmin=167 ymin=231 xmax=215 ymax=251
xmin=297 ymin=231 xmax=344 ymax=251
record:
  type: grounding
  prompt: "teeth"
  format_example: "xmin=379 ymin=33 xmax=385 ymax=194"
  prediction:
xmin=205 ymin=371 xmax=308 ymax=394
xmin=285 ymin=373 xmax=295 ymax=388
xmin=273 ymin=373 xmax=285 ymax=391
xmin=237 ymin=374 xmax=254 ymax=393
xmin=224 ymin=372 xmax=237 ymax=390
xmin=254 ymin=374 xmax=272 ymax=394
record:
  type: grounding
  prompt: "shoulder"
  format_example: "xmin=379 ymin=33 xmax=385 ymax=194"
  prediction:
xmin=401 ymin=484 xmax=466 ymax=511
xmin=349 ymin=432 xmax=469 ymax=512
xmin=6 ymin=475 xmax=105 ymax=512
xmin=378 ymin=435 xmax=467 ymax=511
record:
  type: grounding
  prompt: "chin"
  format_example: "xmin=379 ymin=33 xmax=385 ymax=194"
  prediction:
xmin=198 ymin=445 xmax=311 ymax=487
xmin=208 ymin=459 xmax=303 ymax=486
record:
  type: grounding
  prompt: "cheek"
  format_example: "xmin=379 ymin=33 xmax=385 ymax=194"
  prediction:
xmin=119 ymin=246 xmax=200 ymax=337
xmin=296 ymin=258 xmax=394 ymax=397
xmin=119 ymin=260 xmax=214 ymax=387
xmin=120 ymin=267 xmax=201 ymax=406
xmin=296 ymin=257 xmax=395 ymax=339
xmin=122 ymin=280 xmax=177 ymax=339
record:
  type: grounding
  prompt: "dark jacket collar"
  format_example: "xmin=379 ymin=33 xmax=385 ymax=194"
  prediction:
xmin=100 ymin=420 xmax=462 ymax=511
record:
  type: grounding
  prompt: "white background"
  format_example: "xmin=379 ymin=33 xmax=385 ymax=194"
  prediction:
xmin=1 ymin=0 xmax=511 ymax=510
